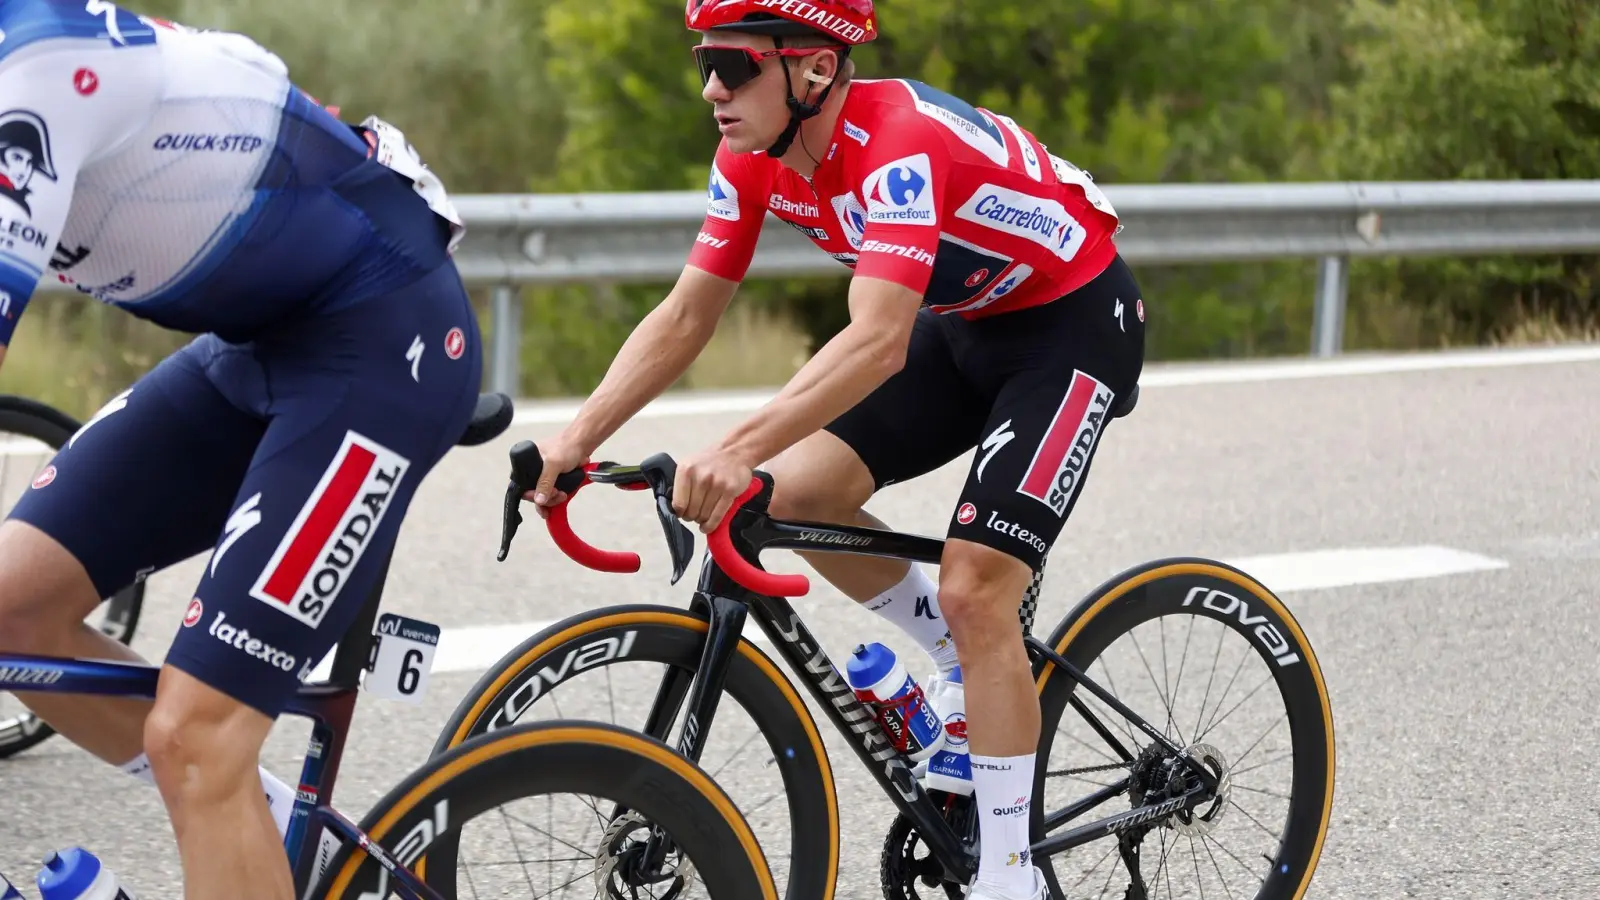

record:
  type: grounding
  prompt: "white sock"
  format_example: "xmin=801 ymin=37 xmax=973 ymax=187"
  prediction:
xmin=119 ymin=752 xmax=295 ymax=839
xmin=971 ymin=752 xmax=1038 ymax=897
xmin=864 ymin=565 xmax=960 ymax=673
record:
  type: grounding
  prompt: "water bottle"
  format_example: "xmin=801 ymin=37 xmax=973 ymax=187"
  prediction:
xmin=845 ymin=642 xmax=946 ymax=762
xmin=35 ymin=848 xmax=133 ymax=900
xmin=922 ymin=665 xmax=974 ymax=795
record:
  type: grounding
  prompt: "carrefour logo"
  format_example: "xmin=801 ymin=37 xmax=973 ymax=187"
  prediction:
xmin=706 ymin=163 xmax=740 ymax=222
xmin=955 ymin=185 xmax=1085 ymax=262
xmin=831 ymin=193 xmax=868 ymax=250
xmin=862 ymin=154 xmax=936 ymax=225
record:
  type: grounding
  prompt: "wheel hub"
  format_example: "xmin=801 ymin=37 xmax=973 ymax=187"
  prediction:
xmin=595 ymin=810 xmax=698 ymax=899
xmin=1169 ymin=743 xmax=1231 ymax=837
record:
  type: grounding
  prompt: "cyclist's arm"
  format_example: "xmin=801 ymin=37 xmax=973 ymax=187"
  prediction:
xmin=712 ymin=274 xmax=920 ymax=468
xmin=562 ymin=263 xmax=740 ymax=454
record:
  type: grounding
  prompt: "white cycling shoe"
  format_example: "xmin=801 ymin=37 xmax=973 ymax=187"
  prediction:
xmin=965 ymin=866 xmax=1049 ymax=900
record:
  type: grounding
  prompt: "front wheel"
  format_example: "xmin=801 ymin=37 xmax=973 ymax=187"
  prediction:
xmin=1030 ymin=558 xmax=1336 ymax=899
xmin=309 ymin=720 xmax=779 ymax=900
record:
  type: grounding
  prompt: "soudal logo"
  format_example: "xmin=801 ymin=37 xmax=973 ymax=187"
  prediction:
xmin=152 ymin=133 xmax=265 ymax=153
xmin=1017 ymin=371 xmax=1114 ymax=516
xmin=207 ymin=610 xmax=299 ymax=673
xmin=751 ymin=0 xmax=869 ymax=43
xmin=251 ymin=432 xmax=409 ymax=629
xmin=956 ymin=184 xmax=1087 ymax=262
xmin=769 ymin=194 xmax=820 ymax=218
xmin=861 ymin=239 xmax=935 ymax=267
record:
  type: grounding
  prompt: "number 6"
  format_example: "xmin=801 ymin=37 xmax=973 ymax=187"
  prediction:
xmin=399 ymin=648 xmax=422 ymax=695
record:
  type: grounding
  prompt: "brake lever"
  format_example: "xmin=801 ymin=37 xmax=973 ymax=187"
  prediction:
xmin=497 ymin=440 xmax=588 ymax=562
xmin=639 ymin=452 xmax=695 ymax=585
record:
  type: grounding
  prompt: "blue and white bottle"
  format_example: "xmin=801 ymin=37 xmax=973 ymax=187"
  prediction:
xmin=845 ymin=642 xmax=947 ymax=763
xmin=36 ymin=848 xmax=133 ymax=900
xmin=922 ymin=665 xmax=974 ymax=795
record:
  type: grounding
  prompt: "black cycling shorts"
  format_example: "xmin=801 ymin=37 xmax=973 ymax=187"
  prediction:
xmin=824 ymin=254 xmax=1145 ymax=572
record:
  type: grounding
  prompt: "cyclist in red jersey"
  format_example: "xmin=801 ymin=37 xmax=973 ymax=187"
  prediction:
xmin=529 ymin=3 xmax=1145 ymax=897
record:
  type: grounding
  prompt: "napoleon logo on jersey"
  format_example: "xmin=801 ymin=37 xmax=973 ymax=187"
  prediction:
xmin=251 ymin=432 xmax=410 ymax=629
xmin=862 ymin=154 xmax=936 ymax=225
xmin=0 ymin=111 xmax=57 ymax=218
xmin=707 ymin=163 xmax=740 ymax=222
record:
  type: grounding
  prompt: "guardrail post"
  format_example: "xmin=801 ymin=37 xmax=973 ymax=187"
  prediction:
xmin=1311 ymin=255 xmax=1348 ymax=357
xmin=489 ymin=283 xmax=521 ymax=396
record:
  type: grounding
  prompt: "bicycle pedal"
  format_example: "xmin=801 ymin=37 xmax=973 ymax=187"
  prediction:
xmin=363 ymin=613 xmax=441 ymax=704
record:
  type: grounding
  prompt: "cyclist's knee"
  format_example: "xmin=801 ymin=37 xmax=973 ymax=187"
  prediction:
xmin=767 ymin=431 xmax=874 ymax=521
xmin=145 ymin=667 xmax=272 ymax=808
xmin=937 ymin=540 xmax=1033 ymax=651
xmin=0 ymin=520 xmax=100 ymax=652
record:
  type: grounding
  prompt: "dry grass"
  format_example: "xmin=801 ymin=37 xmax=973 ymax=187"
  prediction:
xmin=684 ymin=303 xmax=811 ymax=390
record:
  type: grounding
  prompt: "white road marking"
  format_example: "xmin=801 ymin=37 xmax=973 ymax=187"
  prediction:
xmin=508 ymin=343 xmax=1600 ymax=426
xmin=308 ymin=544 xmax=1508 ymax=683
xmin=1225 ymin=545 xmax=1509 ymax=594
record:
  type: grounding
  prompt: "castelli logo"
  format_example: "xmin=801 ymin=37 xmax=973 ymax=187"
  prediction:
xmin=31 ymin=466 xmax=56 ymax=489
xmin=445 ymin=327 xmax=465 ymax=360
xmin=956 ymin=502 xmax=977 ymax=525
xmin=183 ymin=598 xmax=204 ymax=627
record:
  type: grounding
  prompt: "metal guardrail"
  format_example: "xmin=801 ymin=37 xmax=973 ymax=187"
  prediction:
xmin=40 ymin=180 xmax=1600 ymax=395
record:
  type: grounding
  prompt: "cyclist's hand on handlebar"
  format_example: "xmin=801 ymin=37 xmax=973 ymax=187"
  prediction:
xmin=674 ymin=446 xmax=753 ymax=534
xmin=525 ymin=435 xmax=590 ymax=519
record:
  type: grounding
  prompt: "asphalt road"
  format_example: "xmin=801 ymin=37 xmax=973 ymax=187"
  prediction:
xmin=1 ymin=344 xmax=1598 ymax=899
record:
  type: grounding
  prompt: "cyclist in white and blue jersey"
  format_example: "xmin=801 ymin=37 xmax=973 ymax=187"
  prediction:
xmin=0 ymin=2 xmax=483 ymax=896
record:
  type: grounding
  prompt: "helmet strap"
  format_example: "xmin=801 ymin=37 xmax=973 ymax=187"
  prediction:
xmin=764 ymin=36 xmax=842 ymax=158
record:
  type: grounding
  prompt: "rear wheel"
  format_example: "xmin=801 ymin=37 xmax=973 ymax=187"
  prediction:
xmin=0 ymin=395 xmax=145 ymax=759
xmin=310 ymin=720 xmax=779 ymax=900
xmin=1030 ymin=558 xmax=1336 ymax=899
xmin=428 ymin=605 xmax=841 ymax=900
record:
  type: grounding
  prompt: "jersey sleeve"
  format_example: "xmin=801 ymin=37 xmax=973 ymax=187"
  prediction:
xmin=850 ymin=115 xmax=949 ymax=295
xmin=684 ymin=139 xmax=773 ymax=283
xmin=0 ymin=42 xmax=151 ymax=345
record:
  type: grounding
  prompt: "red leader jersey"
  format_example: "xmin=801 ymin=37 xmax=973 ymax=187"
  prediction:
xmin=686 ymin=77 xmax=1123 ymax=319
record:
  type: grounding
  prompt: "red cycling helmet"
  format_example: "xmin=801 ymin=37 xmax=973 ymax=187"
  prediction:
xmin=685 ymin=0 xmax=877 ymax=46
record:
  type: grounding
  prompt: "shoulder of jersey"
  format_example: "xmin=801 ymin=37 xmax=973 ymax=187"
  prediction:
xmin=844 ymin=79 xmax=1047 ymax=175
xmin=0 ymin=0 xmax=163 ymax=64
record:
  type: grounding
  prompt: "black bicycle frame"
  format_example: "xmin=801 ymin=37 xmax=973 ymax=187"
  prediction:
xmin=649 ymin=495 xmax=1224 ymax=882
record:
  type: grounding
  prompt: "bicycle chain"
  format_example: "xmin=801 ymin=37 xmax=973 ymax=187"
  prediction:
xmin=1045 ymin=760 xmax=1133 ymax=778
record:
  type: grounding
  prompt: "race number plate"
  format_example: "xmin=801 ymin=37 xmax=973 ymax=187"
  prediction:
xmin=359 ymin=115 xmax=467 ymax=253
xmin=365 ymin=613 xmax=440 ymax=703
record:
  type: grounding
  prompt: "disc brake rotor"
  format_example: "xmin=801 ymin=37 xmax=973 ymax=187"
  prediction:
xmin=595 ymin=810 xmax=698 ymax=899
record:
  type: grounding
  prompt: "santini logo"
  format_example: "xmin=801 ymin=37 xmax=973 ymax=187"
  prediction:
xmin=861 ymin=240 xmax=935 ymax=267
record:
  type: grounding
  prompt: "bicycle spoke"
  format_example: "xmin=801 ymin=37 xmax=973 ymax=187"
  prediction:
xmin=1190 ymin=624 xmax=1230 ymax=745
xmin=1202 ymin=831 xmax=1265 ymax=886
xmin=1231 ymin=782 xmax=1292 ymax=803
xmin=1197 ymin=673 xmax=1274 ymax=745
xmin=1126 ymin=628 xmax=1179 ymax=743
xmin=1232 ymin=748 xmax=1294 ymax=779
xmin=1091 ymin=652 xmax=1142 ymax=749
xmin=1230 ymin=718 xmax=1287 ymax=774
xmin=1228 ymin=796 xmax=1287 ymax=838
xmin=705 ymin=725 xmax=765 ymax=781
xmin=1069 ymin=840 xmax=1121 ymax=894
xmin=1188 ymin=835 xmax=1205 ymax=900
xmin=1196 ymin=640 xmax=1251 ymax=745
xmin=1167 ymin=615 xmax=1197 ymax=748
xmin=1199 ymin=834 xmax=1237 ymax=900
xmin=1059 ymin=722 xmax=1127 ymax=767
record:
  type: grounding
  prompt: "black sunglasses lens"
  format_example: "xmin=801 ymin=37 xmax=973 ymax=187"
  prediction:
xmin=694 ymin=47 xmax=760 ymax=89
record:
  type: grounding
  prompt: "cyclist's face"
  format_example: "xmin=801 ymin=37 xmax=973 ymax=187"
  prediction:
xmin=696 ymin=33 xmax=794 ymax=153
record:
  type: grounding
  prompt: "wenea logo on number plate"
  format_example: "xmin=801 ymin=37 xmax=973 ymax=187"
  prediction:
xmin=251 ymin=431 xmax=409 ymax=629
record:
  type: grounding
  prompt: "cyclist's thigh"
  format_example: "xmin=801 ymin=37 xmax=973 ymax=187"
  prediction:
xmin=164 ymin=263 xmax=482 ymax=718
xmin=821 ymin=308 xmax=990 ymax=490
xmin=946 ymin=256 xmax=1145 ymax=571
xmin=4 ymin=337 xmax=267 ymax=603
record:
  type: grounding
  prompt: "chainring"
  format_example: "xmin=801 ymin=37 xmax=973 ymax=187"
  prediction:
xmin=879 ymin=812 xmax=967 ymax=900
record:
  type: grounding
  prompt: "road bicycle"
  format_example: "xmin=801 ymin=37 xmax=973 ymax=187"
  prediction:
xmin=430 ymin=402 xmax=1337 ymax=900
xmin=0 ymin=392 xmax=777 ymax=900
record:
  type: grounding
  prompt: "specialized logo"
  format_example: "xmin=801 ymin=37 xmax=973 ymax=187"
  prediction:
xmin=251 ymin=432 xmax=409 ymax=629
xmin=695 ymin=230 xmax=729 ymax=249
xmin=750 ymin=0 xmax=869 ymax=43
xmin=72 ymin=68 xmax=99 ymax=97
xmin=182 ymin=598 xmax=204 ymax=628
xmin=152 ymin=133 xmax=266 ymax=154
xmin=68 ymin=387 xmax=131 ymax=449
xmin=30 ymin=466 xmax=55 ymax=490
xmin=706 ymin=163 xmax=740 ymax=221
xmin=769 ymin=193 xmax=820 ymax=218
xmin=976 ymin=419 xmax=1014 ymax=483
xmin=956 ymin=185 xmax=1086 ymax=262
xmin=1017 ymin=371 xmax=1114 ymax=516
xmin=985 ymin=510 xmax=1047 ymax=555
xmin=830 ymin=194 xmax=868 ymax=249
xmin=860 ymin=239 xmax=934 ymax=267
xmin=212 ymin=492 xmax=263 ymax=578
xmin=862 ymin=154 xmax=936 ymax=225
xmin=842 ymin=120 xmax=870 ymax=147
xmin=955 ymin=502 xmax=977 ymax=525
xmin=1114 ymin=298 xmax=1125 ymax=332
xmin=445 ymin=326 xmax=465 ymax=360
xmin=206 ymin=610 xmax=298 ymax=673
xmin=0 ymin=110 xmax=57 ymax=218
xmin=406 ymin=335 xmax=425 ymax=382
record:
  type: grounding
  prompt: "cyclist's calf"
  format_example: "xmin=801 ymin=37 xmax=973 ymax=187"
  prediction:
xmin=936 ymin=539 xmax=1040 ymax=757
